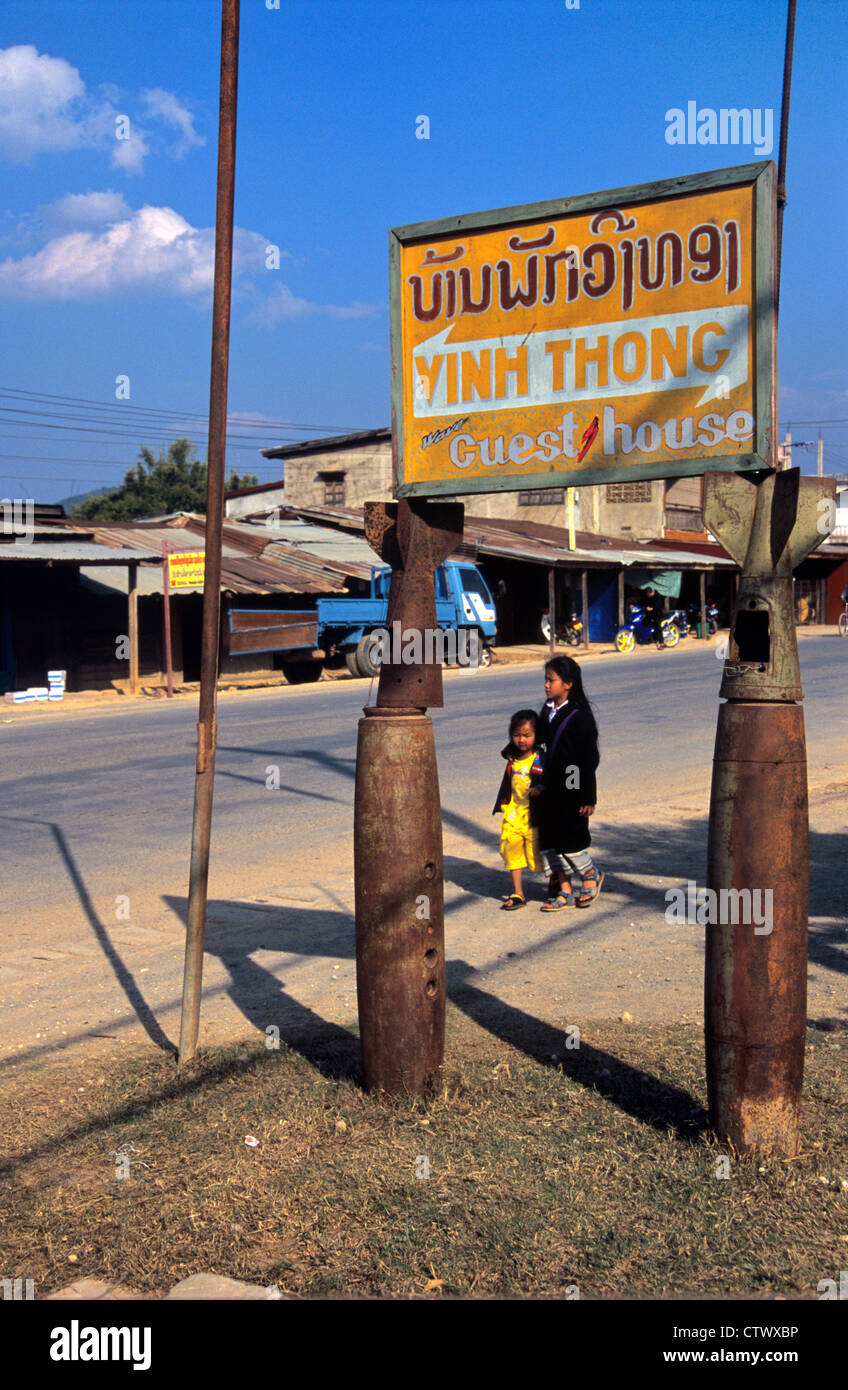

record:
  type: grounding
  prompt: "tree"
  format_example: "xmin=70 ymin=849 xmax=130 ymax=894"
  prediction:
xmin=71 ymin=439 xmax=258 ymax=520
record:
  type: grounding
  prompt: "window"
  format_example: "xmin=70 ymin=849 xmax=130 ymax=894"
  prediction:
xmin=458 ymin=567 xmax=494 ymax=604
xmin=665 ymin=506 xmax=704 ymax=532
xmin=319 ymin=471 xmax=346 ymax=505
xmin=517 ymin=488 xmax=566 ymax=506
xmin=606 ymin=482 xmax=653 ymax=503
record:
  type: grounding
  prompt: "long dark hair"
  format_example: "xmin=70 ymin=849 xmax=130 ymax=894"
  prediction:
xmin=544 ymin=655 xmax=599 ymax=740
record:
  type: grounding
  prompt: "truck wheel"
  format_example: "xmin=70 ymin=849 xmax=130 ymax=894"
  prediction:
xmin=478 ymin=641 xmax=493 ymax=668
xmin=355 ymin=633 xmax=382 ymax=678
xmin=344 ymin=650 xmax=361 ymax=677
xmin=281 ymin=660 xmax=324 ymax=684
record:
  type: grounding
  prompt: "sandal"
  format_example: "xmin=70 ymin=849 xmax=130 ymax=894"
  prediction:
xmin=575 ymin=869 xmax=604 ymax=908
xmin=540 ymin=892 xmax=575 ymax=912
xmin=501 ymin=894 xmax=526 ymax=911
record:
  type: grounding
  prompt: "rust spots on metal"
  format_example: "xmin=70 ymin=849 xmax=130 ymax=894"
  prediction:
xmin=706 ymin=701 xmax=808 ymax=1155
xmin=354 ymin=710 xmax=445 ymax=1094
xmin=365 ymin=498 xmax=463 ymax=710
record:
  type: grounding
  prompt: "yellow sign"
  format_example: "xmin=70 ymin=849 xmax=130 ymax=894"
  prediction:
xmin=168 ymin=551 xmax=205 ymax=589
xmin=391 ymin=164 xmax=775 ymax=496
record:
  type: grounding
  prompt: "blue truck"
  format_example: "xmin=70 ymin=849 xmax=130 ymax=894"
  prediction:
xmin=227 ymin=559 xmax=498 ymax=682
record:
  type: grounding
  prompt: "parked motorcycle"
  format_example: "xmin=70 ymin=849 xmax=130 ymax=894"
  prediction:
xmin=668 ymin=608 xmax=690 ymax=637
xmin=615 ymin=603 xmax=680 ymax=652
xmin=540 ymin=612 xmax=584 ymax=646
xmin=686 ymin=600 xmax=720 ymax=635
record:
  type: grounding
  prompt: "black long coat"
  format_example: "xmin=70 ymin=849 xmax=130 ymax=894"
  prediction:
xmin=535 ymin=700 xmax=599 ymax=853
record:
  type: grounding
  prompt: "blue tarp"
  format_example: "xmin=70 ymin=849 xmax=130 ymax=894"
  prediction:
xmin=587 ymin=572 xmax=618 ymax=641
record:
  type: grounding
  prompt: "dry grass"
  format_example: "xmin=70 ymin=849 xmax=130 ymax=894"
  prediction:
xmin=1 ymin=1016 xmax=845 ymax=1299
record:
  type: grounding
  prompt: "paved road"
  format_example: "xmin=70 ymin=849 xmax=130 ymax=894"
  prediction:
xmin=2 ymin=638 xmax=846 ymax=1064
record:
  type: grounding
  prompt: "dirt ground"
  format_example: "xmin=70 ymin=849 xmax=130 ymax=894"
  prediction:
xmin=2 ymin=763 xmax=845 ymax=1086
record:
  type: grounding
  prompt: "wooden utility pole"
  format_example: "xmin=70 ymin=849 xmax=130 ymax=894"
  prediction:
xmin=179 ymin=0 xmax=240 ymax=1065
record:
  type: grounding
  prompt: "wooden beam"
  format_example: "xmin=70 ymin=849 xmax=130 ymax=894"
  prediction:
xmin=128 ymin=562 xmax=139 ymax=694
xmin=548 ymin=567 xmax=556 ymax=656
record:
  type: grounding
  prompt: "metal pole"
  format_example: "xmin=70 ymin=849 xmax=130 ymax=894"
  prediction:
xmin=547 ymin=567 xmax=556 ymax=655
xmin=699 ymin=570 xmax=707 ymax=640
xmin=581 ymin=569 xmax=589 ymax=649
xmin=128 ymin=561 xmax=139 ymax=694
xmin=162 ymin=543 xmax=174 ymax=697
xmin=179 ymin=0 xmax=239 ymax=1065
xmin=817 ymin=436 xmax=823 ymax=477
xmin=617 ymin=569 xmax=625 ymax=627
xmin=567 ymin=487 xmax=575 ymax=550
xmin=775 ymin=0 xmax=797 ymax=308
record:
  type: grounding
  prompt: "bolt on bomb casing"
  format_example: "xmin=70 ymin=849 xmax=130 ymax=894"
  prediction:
xmin=354 ymin=498 xmax=463 ymax=1094
xmin=704 ymin=468 xmax=836 ymax=1155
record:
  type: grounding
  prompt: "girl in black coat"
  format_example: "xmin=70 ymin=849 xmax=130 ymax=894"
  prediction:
xmin=534 ymin=655 xmax=602 ymax=911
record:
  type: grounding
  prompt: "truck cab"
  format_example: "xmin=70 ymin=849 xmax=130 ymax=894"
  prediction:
xmin=227 ymin=559 xmax=497 ymax=683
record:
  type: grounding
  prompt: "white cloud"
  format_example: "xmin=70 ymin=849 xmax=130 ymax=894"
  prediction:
xmin=110 ymin=122 xmax=150 ymax=176
xmin=0 ymin=204 xmax=267 ymax=300
xmin=45 ymin=191 xmax=132 ymax=224
xmin=142 ymin=88 xmax=205 ymax=158
xmin=253 ymin=282 xmax=383 ymax=323
xmin=0 ymin=45 xmax=86 ymax=159
xmin=0 ymin=192 xmax=380 ymax=320
xmin=0 ymin=46 xmax=203 ymax=176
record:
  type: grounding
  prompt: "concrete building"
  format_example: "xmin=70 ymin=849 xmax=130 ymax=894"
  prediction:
xmin=256 ymin=428 xmax=712 ymax=544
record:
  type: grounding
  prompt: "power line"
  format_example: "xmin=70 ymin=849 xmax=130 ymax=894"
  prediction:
xmin=0 ymin=450 xmax=280 ymax=470
xmin=0 ymin=412 xmax=314 ymax=450
xmin=0 ymin=474 xmax=126 ymax=488
xmin=0 ymin=385 xmax=364 ymax=435
xmin=778 ymin=418 xmax=848 ymax=427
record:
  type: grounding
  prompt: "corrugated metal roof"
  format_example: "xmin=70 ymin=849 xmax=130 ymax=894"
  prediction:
xmin=42 ymin=516 xmax=351 ymax=595
xmin=262 ymin=428 xmax=390 ymax=460
xmin=80 ymin=566 xmax=163 ymax=596
xmin=0 ymin=542 xmax=162 ymax=563
xmin=242 ymin=519 xmax=378 ymax=580
xmin=287 ymin=503 xmax=736 ymax=570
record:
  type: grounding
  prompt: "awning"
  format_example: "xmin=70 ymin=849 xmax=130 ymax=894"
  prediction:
xmin=628 ymin=569 xmax=682 ymax=598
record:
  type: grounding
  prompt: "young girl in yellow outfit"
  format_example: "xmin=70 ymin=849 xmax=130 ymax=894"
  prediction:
xmin=492 ymin=709 xmax=544 ymax=910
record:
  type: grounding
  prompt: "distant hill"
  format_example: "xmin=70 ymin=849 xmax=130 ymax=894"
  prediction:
xmin=57 ymin=487 xmax=113 ymax=514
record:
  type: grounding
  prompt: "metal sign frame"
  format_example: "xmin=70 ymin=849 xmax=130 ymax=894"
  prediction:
xmin=390 ymin=162 xmax=776 ymax=498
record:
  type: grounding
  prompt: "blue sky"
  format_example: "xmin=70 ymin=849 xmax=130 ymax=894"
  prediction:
xmin=1 ymin=0 xmax=846 ymax=501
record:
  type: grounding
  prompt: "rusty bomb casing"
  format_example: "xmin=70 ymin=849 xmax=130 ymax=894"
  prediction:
xmin=354 ymin=498 xmax=463 ymax=1094
xmin=354 ymin=709 xmax=445 ymax=1094
xmin=703 ymin=468 xmax=836 ymax=1155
